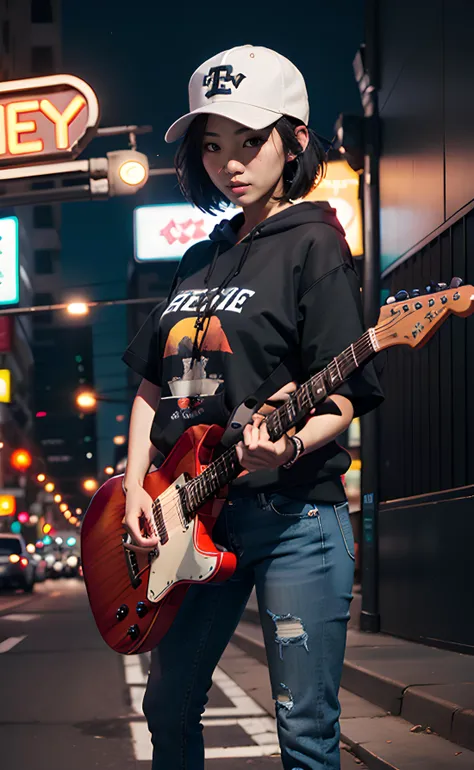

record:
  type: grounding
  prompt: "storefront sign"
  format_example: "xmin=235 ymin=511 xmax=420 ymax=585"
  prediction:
xmin=0 ymin=216 xmax=19 ymax=306
xmin=134 ymin=203 xmax=240 ymax=262
xmin=0 ymin=74 xmax=100 ymax=166
xmin=0 ymin=369 xmax=11 ymax=403
xmin=305 ymin=160 xmax=363 ymax=257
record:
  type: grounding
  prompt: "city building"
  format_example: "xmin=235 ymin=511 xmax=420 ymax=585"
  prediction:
xmin=363 ymin=0 xmax=473 ymax=653
xmin=0 ymin=0 xmax=98 ymax=527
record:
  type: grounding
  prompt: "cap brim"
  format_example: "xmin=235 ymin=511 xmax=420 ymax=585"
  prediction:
xmin=164 ymin=101 xmax=283 ymax=143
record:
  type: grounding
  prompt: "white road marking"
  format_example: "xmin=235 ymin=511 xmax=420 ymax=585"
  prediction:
xmin=129 ymin=686 xmax=145 ymax=716
xmin=124 ymin=657 xmax=279 ymax=761
xmin=1 ymin=613 xmax=39 ymax=622
xmin=0 ymin=635 xmax=26 ymax=653
xmin=123 ymin=657 xmax=147 ymax=686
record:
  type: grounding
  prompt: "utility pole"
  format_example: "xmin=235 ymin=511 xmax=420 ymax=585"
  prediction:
xmin=354 ymin=0 xmax=382 ymax=634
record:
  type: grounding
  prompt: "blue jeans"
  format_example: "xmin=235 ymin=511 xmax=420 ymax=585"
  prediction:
xmin=143 ymin=492 xmax=355 ymax=769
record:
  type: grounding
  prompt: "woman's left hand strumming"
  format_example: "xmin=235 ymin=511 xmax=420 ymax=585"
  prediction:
xmin=235 ymin=414 xmax=295 ymax=472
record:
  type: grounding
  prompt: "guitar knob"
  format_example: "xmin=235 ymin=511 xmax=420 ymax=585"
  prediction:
xmin=409 ymin=288 xmax=421 ymax=297
xmin=116 ymin=604 xmax=129 ymax=621
xmin=127 ymin=624 xmax=140 ymax=640
xmin=136 ymin=601 xmax=148 ymax=618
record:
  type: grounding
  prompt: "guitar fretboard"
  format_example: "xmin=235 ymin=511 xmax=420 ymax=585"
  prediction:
xmin=176 ymin=329 xmax=376 ymax=517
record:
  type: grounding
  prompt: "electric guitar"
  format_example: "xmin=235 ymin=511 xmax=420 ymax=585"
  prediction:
xmin=81 ymin=278 xmax=474 ymax=654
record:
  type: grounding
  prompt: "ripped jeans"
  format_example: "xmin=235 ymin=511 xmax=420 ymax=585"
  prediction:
xmin=143 ymin=492 xmax=355 ymax=770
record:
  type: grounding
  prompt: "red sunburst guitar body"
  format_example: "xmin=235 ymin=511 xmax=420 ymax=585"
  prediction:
xmin=81 ymin=423 xmax=237 ymax=655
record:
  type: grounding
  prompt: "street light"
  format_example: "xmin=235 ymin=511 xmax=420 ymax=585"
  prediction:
xmin=104 ymin=466 xmax=114 ymax=475
xmin=59 ymin=502 xmax=68 ymax=512
xmin=36 ymin=473 xmax=46 ymax=483
xmin=83 ymin=478 xmax=98 ymax=493
xmin=54 ymin=494 xmax=62 ymax=503
xmin=113 ymin=435 xmax=126 ymax=446
xmin=44 ymin=482 xmax=55 ymax=493
xmin=76 ymin=390 xmax=97 ymax=410
xmin=67 ymin=302 xmax=89 ymax=316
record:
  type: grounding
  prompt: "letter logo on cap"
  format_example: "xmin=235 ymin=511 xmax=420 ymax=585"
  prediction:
xmin=202 ymin=66 xmax=246 ymax=99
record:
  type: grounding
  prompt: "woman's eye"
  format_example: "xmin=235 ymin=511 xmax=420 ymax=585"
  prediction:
xmin=244 ymin=136 xmax=264 ymax=148
xmin=204 ymin=142 xmax=220 ymax=153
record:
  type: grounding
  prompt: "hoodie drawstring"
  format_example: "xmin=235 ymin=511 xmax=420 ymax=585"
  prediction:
xmin=190 ymin=229 xmax=259 ymax=367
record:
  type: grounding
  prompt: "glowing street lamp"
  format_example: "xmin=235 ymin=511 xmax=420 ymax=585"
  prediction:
xmin=63 ymin=510 xmax=71 ymax=519
xmin=67 ymin=302 xmax=89 ymax=316
xmin=54 ymin=494 xmax=62 ymax=503
xmin=104 ymin=466 xmax=114 ymax=475
xmin=59 ymin=503 xmax=68 ymax=512
xmin=83 ymin=478 xmax=98 ymax=493
xmin=44 ymin=482 xmax=55 ymax=493
xmin=76 ymin=391 xmax=97 ymax=410
xmin=113 ymin=435 xmax=126 ymax=446
xmin=37 ymin=473 xmax=46 ymax=483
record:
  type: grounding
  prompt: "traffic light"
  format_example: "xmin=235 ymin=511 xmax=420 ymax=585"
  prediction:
xmin=107 ymin=150 xmax=149 ymax=197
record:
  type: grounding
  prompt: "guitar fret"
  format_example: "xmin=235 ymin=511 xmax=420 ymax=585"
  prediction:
xmin=182 ymin=328 xmax=378 ymax=517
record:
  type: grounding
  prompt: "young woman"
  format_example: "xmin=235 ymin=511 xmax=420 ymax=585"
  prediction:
xmin=122 ymin=45 xmax=383 ymax=770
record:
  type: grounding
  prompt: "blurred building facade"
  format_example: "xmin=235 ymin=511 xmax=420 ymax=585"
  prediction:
xmin=367 ymin=0 xmax=474 ymax=653
xmin=0 ymin=0 xmax=97 ymax=528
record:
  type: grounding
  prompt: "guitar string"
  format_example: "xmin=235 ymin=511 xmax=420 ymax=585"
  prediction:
xmin=145 ymin=304 xmax=447 ymax=532
xmin=150 ymin=314 xmax=420 ymax=529
xmin=147 ymin=330 xmax=379 ymax=530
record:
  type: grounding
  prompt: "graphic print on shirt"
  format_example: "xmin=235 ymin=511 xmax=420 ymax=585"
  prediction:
xmin=162 ymin=315 xmax=233 ymax=421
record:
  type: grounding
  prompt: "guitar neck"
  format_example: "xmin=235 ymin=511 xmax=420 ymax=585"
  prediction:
xmin=183 ymin=329 xmax=377 ymax=516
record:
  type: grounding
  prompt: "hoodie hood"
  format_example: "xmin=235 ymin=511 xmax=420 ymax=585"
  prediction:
xmin=209 ymin=201 xmax=346 ymax=246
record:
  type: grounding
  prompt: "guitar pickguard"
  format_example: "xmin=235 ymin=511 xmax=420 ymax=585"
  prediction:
xmin=147 ymin=518 xmax=218 ymax=603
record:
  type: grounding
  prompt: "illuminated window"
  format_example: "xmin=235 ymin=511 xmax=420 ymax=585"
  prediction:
xmin=31 ymin=0 xmax=53 ymax=23
xmin=31 ymin=46 xmax=54 ymax=74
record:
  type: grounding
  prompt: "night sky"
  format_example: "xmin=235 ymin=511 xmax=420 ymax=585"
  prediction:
xmin=60 ymin=1 xmax=365 ymax=469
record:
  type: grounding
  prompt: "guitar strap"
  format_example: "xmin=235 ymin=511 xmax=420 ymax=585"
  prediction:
xmin=219 ymin=352 xmax=302 ymax=448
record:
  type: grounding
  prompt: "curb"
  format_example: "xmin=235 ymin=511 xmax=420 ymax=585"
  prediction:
xmin=233 ymin=616 xmax=474 ymax=756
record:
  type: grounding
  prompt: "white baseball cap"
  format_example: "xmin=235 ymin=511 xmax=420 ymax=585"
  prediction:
xmin=165 ymin=45 xmax=310 ymax=143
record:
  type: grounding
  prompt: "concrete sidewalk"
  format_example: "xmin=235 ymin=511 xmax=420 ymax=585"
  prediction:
xmin=233 ymin=590 xmax=474 ymax=769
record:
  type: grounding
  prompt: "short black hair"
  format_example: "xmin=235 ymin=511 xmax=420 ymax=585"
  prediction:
xmin=174 ymin=114 xmax=327 ymax=214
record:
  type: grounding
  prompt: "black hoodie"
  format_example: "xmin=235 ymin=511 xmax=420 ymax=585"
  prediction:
xmin=123 ymin=201 xmax=384 ymax=503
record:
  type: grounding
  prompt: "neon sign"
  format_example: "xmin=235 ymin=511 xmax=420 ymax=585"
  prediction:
xmin=0 ymin=75 xmax=99 ymax=166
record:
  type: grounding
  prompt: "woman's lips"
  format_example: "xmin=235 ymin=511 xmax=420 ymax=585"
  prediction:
xmin=229 ymin=184 xmax=250 ymax=195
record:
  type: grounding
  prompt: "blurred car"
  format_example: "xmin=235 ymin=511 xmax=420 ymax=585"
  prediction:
xmin=0 ymin=534 xmax=35 ymax=592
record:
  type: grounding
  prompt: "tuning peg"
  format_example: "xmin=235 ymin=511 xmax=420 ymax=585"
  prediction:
xmin=437 ymin=282 xmax=448 ymax=291
xmin=394 ymin=290 xmax=410 ymax=301
xmin=385 ymin=296 xmax=396 ymax=305
xmin=425 ymin=280 xmax=441 ymax=294
xmin=409 ymin=288 xmax=421 ymax=298
xmin=449 ymin=277 xmax=464 ymax=289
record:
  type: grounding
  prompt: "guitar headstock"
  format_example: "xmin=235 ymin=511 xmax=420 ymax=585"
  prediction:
xmin=374 ymin=278 xmax=474 ymax=351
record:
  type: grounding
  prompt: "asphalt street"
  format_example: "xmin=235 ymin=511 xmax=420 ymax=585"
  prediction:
xmin=0 ymin=579 xmax=364 ymax=769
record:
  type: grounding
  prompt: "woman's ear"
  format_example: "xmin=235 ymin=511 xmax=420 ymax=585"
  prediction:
xmin=287 ymin=125 xmax=310 ymax=160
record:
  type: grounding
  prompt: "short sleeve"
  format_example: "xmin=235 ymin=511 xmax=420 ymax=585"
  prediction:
xmin=122 ymin=300 xmax=166 ymax=387
xmin=298 ymin=227 xmax=384 ymax=418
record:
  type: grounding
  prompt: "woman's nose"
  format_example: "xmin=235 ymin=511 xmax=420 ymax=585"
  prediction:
xmin=222 ymin=158 xmax=245 ymax=176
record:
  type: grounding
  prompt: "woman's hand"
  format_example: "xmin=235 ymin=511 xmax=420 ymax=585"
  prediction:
xmin=122 ymin=484 xmax=160 ymax=549
xmin=235 ymin=414 xmax=295 ymax=472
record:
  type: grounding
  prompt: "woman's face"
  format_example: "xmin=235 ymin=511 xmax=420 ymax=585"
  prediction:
xmin=201 ymin=115 xmax=287 ymax=208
